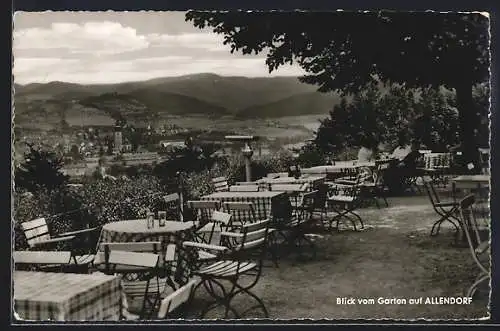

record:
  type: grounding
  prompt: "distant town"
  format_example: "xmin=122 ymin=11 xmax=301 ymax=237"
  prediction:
xmin=14 ymin=119 xmax=309 ymax=182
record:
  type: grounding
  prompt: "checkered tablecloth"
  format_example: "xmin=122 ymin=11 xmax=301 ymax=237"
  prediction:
xmin=256 ymin=175 xmax=326 ymax=191
xmin=14 ymin=271 xmax=121 ymax=321
xmin=201 ymin=191 xmax=290 ymax=222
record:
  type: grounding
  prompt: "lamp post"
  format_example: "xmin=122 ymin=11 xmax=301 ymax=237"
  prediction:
xmin=225 ymin=135 xmax=258 ymax=182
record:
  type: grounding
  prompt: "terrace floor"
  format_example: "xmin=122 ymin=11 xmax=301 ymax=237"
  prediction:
xmin=187 ymin=192 xmax=490 ymax=320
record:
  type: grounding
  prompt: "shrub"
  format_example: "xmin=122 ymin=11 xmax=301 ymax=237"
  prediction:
xmin=76 ymin=175 xmax=165 ymax=227
xmin=13 ymin=188 xmax=83 ymax=250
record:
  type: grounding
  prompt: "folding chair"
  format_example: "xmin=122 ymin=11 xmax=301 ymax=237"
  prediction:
xmin=361 ymin=160 xmax=390 ymax=208
xmin=20 ymin=217 xmax=98 ymax=269
xmin=287 ymin=190 xmax=319 ymax=259
xmin=458 ymin=195 xmax=490 ymax=298
xmin=326 ymin=181 xmax=364 ymax=232
xmin=223 ymin=202 xmax=257 ymax=226
xmin=157 ymin=277 xmax=200 ymax=319
xmin=183 ymin=219 xmax=271 ymax=318
xmin=423 ymin=179 xmax=460 ymax=238
xmin=14 ymin=250 xmax=72 ymax=272
xmin=100 ymin=246 xmax=163 ymax=320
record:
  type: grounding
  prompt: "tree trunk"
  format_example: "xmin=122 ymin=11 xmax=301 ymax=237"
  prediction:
xmin=454 ymin=79 xmax=481 ymax=174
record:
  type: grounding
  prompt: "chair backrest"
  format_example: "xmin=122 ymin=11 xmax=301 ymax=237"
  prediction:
xmin=458 ymin=194 xmax=490 ymax=274
xmin=107 ymin=250 xmax=160 ymax=268
xmin=212 ymin=211 xmax=232 ymax=226
xmin=230 ymin=185 xmax=259 ymax=192
xmin=269 ymin=184 xmax=304 ymax=193
xmin=212 ymin=176 xmax=229 ymax=192
xmin=20 ymin=218 xmax=51 ymax=248
xmin=157 ymin=277 xmax=199 ymax=318
xmin=223 ymin=202 xmax=257 ymax=225
xmin=97 ymin=241 xmax=175 ymax=266
xmin=187 ymin=200 xmax=220 ymax=226
xmin=163 ymin=193 xmax=183 ymax=221
xmin=14 ymin=250 xmax=72 ymax=266
xmin=221 ymin=219 xmax=270 ymax=267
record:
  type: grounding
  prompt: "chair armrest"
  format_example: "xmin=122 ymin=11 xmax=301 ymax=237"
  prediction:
xmin=182 ymin=241 xmax=228 ymax=252
xmin=241 ymin=219 xmax=269 ymax=229
xmin=57 ymin=227 xmax=99 ymax=237
xmin=220 ymin=231 xmax=244 ymax=238
xmin=435 ymin=201 xmax=458 ymax=207
xmin=32 ymin=235 xmax=76 ymax=247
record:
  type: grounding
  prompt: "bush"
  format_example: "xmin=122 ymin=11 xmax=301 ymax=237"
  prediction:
xmin=13 ymin=188 xmax=83 ymax=250
xmin=76 ymin=175 xmax=166 ymax=227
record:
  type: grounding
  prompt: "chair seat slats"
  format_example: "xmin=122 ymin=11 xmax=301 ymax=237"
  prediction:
xmin=196 ymin=260 xmax=257 ymax=277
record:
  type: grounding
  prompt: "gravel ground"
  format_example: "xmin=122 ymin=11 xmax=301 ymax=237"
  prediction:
xmin=185 ymin=193 xmax=490 ymax=320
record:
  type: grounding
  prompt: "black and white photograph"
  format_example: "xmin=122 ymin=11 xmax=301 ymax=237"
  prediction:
xmin=12 ymin=10 xmax=491 ymax=321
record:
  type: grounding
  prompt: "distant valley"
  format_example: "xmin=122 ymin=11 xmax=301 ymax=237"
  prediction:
xmin=14 ymin=74 xmax=340 ymax=132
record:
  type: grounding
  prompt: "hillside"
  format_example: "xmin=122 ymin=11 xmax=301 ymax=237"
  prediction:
xmin=78 ymin=90 xmax=231 ymax=119
xmin=238 ymin=92 xmax=341 ymax=118
xmin=14 ymin=74 xmax=320 ymax=111
xmin=13 ymin=74 xmax=342 ymax=130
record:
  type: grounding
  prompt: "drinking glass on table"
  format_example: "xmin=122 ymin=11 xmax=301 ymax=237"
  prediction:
xmin=158 ymin=211 xmax=167 ymax=227
xmin=146 ymin=212 xmax=155 ymax=229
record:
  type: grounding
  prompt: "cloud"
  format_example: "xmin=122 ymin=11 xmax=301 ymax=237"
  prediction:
xmin=14 ymin=21 xmax=150 ymax=55
xmin=147 ymin=32 xmax=231 ymax=52
xmin=13 ymin=18 xmax=306 ymax=84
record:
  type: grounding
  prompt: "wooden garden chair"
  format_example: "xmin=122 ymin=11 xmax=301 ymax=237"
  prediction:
xmin=20 ymin=217 xmax=98 ymax=268
xmin=183 ymin=218 xmax=271 ymax=318
xmin=98 ymin=244 xmax=164 ymax=320
xmin=423 ymin=179 xmax=460 ymax=238
xmin=157 ymin=277 xmax=200 ymax=319
xmin=361 ymin=160 xmax=391 ymax=208
xmin=326 ymin=180 xmax=365 ymax=232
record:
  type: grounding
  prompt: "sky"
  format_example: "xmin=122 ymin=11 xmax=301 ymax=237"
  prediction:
xmin=13 ymin=11 xmax=306 ymax=85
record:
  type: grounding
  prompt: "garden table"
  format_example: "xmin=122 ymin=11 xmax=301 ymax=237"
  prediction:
xmin=100 ymin=220 xmax=193 ymax=244
xmin=13 ymin=271 xmax=122 ymax=321
xmin=201 ymin=191 xmax=290 ymax=221
xmin=256 ymin=175 xmax=326 ymax=191
xmin=452 ymin=175 xmax=490 ymax=206
xmin=98 ymin=220 xmax=196 ymax=286
xmin=452 ymin=175 xmax=490 ymax=190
